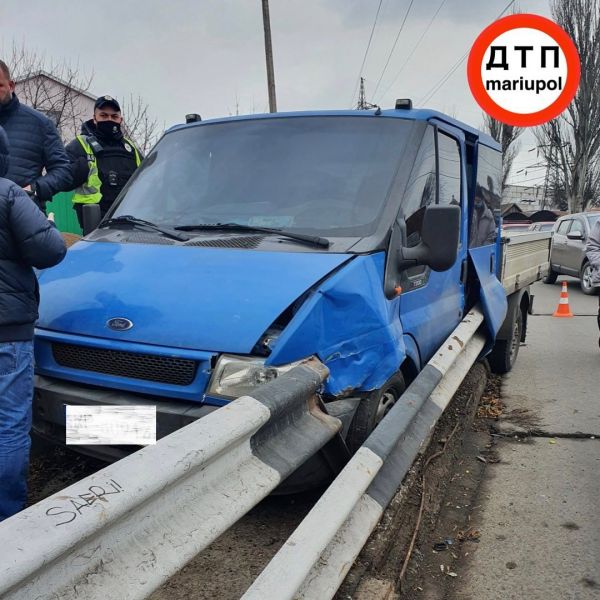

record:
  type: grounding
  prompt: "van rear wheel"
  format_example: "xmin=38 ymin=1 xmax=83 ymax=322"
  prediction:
xmin=346 ymin=372 xmax=405 ymax=452
xmin=488 ymin=307 xmax=523 ymax=374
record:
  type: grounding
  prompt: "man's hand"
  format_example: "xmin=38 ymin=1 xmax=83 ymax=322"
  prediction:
xmin=47 ymin=212 xmax=55 ymax=222
xmin=22 ymin=184 xmax=32 ymax=192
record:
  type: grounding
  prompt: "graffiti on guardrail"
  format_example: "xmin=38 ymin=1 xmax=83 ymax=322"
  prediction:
xmin=44 ymin=479 xmax=124 ymax=526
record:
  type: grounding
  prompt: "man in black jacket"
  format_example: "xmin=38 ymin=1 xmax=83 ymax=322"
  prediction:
xmin=66 ymin=95 xmax=142 ymax=226
xmin=0 ymin=125 xmax=66 ymax=521
xmin=0 ymin=60 xmax=71 ymax=210
xmin=586 ymin=219 xmax=600 ymax=346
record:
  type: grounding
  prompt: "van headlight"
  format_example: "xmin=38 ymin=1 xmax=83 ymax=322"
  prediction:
xmin=207 ymin=355 xmax=304 ymax=399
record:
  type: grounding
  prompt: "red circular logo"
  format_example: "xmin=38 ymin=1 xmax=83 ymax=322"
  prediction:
xmin=467 ymin=14 xmax=580 ymax=126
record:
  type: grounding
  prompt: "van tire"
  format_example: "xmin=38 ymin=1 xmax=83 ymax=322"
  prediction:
xmin=543 ymin=268 xmax=558 ymax=284
xmin=488 ymin=307 xmax=523 ymax=374
xmin=346 ymin=372 xmax=406 ymax=453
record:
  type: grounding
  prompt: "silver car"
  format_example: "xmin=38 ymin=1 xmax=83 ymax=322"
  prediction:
xmin=544 ymin=212 xmax=600 ymax=294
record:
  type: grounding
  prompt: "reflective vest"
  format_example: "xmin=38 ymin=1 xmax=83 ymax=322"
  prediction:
xmin=72 ymin=135 xmax=141 ymax=205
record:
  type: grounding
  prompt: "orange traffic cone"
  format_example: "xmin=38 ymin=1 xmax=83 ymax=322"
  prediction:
xmin=553 ymin=281 xmax=574 ymax=318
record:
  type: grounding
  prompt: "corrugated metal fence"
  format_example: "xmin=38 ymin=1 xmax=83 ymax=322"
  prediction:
xmin=46 ymin=191 xmax=82 ymax=235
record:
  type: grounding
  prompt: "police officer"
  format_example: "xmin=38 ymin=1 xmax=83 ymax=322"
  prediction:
xmin=66 ymin=96 xmax=142 ymax=226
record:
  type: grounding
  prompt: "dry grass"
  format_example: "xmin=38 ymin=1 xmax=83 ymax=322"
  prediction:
xmin=477 ymin=374 xmax=504 ymax=419
xmin=62 ymin=232 xmax=82 ymax=248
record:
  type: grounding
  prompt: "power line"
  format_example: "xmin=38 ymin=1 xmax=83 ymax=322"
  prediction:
xmin=508 ymin=174 xmax=547 ymax=184
xmin=418 ymin=0 xmax=517 ymax=106
xmin=418 ymin=50 xmax=470 ymax=106
xmin=372 ymin=0 xmax=415 ymax=100
xmin=349 ymin=0 xmax=385 ymax=107
xmin=375 ymin=0 xmax=447 ymax=104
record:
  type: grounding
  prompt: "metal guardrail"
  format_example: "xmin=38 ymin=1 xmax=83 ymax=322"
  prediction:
xmin=0 ymin=358 xmax=339 ymax=600
xmin=242 ymin=308 xmax=487 ymax=600
xmin=1 ymin=308 xmax=488 ymax=600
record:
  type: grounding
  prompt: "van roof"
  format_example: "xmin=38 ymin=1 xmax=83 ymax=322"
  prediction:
xmin=167 ymin=107 xmax=501 ymax=152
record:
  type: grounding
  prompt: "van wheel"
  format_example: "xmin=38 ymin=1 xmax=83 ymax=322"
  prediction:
xmin=346 ymin=372 xmax=406 ymax=452
xmin=543 ymin=268 xmax=558 ymax=284
xmin=488 ymin=307 xmax=523 ymax=374
xmin=580 ymin=262 xmax=598 ymax=295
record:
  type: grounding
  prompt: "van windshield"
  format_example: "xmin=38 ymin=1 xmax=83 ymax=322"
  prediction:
xmin=112 ymin=116 xmax=411 ymax=237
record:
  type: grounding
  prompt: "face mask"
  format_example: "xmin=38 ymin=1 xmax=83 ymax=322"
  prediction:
xmin=96 ymin=120 xmax=122 ymax=138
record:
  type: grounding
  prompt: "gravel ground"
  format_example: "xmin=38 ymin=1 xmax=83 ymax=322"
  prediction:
xmin=28 ymin=437 xmax=106 ymax=506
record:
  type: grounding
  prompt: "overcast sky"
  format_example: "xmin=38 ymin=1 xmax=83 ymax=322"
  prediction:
xmin=1 ymin=0 xmax=553 ymax=186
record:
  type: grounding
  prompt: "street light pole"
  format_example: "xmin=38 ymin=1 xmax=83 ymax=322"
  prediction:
xmin=261 ymin=0 xmax=277 ymax=113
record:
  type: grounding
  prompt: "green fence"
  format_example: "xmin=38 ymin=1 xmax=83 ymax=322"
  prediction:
xmin=46 ymin=191 xmax=82 ymax=235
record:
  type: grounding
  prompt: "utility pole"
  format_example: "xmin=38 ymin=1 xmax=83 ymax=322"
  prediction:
xmin=261 ymin=0 xmax=277 ymax=113
xmin=541 ymin=145 xmax=552 ymax=210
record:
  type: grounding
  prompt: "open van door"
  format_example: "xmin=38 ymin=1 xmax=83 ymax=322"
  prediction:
xmin=468 ymin=142 xmax=507 ymax=338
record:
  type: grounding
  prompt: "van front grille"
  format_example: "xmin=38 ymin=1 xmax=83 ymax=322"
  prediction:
xmin=51 ymin=343 xmax=197 ymax=386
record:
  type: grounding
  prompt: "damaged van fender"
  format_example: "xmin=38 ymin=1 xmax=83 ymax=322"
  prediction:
xmin=266 ymin=253 xmax=406 ymax=396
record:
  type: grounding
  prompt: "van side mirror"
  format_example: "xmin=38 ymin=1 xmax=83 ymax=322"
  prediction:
xmin=567 ymin=231 xmax=584 ymax=241
xmin=398 ymin=205 xmax=461 ymax=272
xmin=82 ymin=204 xmax=102 ymax=235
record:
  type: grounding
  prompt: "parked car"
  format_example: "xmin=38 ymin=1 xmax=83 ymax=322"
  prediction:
xmin=528 ymin=221 xmax=556 ymax=232
xmin=502 ymin=222 xmax=531 ymax=232
xmin=543 ymin=212 xmax=600 ymax=294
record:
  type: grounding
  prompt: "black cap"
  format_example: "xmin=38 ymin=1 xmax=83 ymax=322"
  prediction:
xmin=94 ymin=95 xmax=121 ymax=112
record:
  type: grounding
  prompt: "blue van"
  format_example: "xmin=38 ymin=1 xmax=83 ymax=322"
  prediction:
xmin=33 ymin=105 xmax=507 ymax=459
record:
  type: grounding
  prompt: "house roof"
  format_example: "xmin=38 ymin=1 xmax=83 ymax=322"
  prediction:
xmin=500 ymin=203 xmax=525 ymax=216
xmin=15 ymin=70 xmax=97 ymax=102
xmin=527 ymin=209 xmax=560 ymax=222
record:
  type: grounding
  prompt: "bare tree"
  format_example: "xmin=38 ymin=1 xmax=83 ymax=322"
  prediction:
xmin=481 ymin=4 xmax=526 ymax=195
xmin=6 ymin=41 xmax=94 ymax=142
xmin=535 ymin=0 xmax=600 ymax=213
xmin=482 ymin=114 xmax=523 ymax=192
xmin=122 ymin=93 xmax=162 ymax=155
xmin=5 ymin=41 xmax=161 ymax=153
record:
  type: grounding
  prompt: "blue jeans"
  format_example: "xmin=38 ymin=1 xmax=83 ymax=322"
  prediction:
xmin=0 ymin=341 xmax=34 ymax=521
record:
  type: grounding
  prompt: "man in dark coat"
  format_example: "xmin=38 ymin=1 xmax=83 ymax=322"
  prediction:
xmin=0 ymin=125 xmax=66 ymax=521
xmin=66 ymin=95 xmax=142 ymax=226
xmin=0 ymin=60 xmax=71 ymax=210
xmin=585 ymin=219 xmax=600 ymax=345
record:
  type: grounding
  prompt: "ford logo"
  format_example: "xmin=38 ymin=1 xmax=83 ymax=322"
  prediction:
xmin=107 ymin=317 xmax=133 ymax=331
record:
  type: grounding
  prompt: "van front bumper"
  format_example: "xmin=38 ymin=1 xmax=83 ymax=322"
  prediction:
xmin=33 ymin=375 xmax=219 ymax=462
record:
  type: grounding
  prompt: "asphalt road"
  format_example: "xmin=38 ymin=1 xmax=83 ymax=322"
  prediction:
xmin=510 ymin=277 xmax=599 ymax=434
xmin=450 ymin=280 xmax=600 ymax=600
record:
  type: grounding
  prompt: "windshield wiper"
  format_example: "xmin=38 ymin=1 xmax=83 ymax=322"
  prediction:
xmin=100 ymin=215 xmax=189 ymax=242
xmin=174 ymin=223 xmax=330 ymax=248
